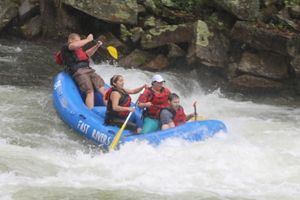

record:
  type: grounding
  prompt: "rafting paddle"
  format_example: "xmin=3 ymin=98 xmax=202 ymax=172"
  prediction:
xmin=109 ymin=88 xmax=145 ymax=150
xmin=193 ymin=101 xmax=197 ymax=121
xmin=93 ymin=39 xmax=118 ymax=59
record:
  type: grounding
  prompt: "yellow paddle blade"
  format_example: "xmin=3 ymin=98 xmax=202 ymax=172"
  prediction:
xmin=109 ymin=124 xmax=126 ymax=149
xmin=107 ymin=46 xmax=118 ymax=59
xmin=189 ymin=116 xmax=210 ymax=121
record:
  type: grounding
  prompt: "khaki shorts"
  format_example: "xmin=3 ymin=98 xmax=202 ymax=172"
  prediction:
xmin=72 ymin=67 xmax=104 ymax=94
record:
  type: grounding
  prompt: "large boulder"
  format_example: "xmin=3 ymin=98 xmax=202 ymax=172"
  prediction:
xmin=98 ymin=32 xmax=131 ymax=59
xmin=291 ymin=55 xmax=300 ymax=77
xmin=140 ymin=23 xmax=194 ymax=49
xmin=231 ymin=20 xmax=300 ymax=57
xmin=229 ymin=75 xmax=282 ymax=88
xmin=238 ymin=51 xmax=290 ymax=79
xmin=212 ymin=0 xmax=260 ymax=21
xmin=161 ymin=7 xmax=194 ymax=24
xmin=21 ymin=15 xmax=42 ymax=39
xmin=0 ymin=0 xmax=18 ymax=31
xmin=18 ymin=0 xmax=39 ymax=24
xmin=187 ymin=20 xmax=230 ymax=67
xmin=140 ymin=54 xmax=170 ymax=71
xmin=62 ymin=0 xmax=138 ymax=24
xmin=118 ymin=49 xmax=155 ymax=68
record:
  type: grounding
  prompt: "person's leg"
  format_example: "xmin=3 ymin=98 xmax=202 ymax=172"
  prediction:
xmin=139 ymin=117 xmax=159 ymax=133
xmin=73 ymin=68 xmax=94 ymax=108
xmin=109 ymin=118 xmax=138 ymax=133
xmin=98 ymin=86 xmax=107 ymax=106
xmin=85 ymin=91 xmax=94 ymax=109
xmin=91 ymin=71 xmax=107 ymax=106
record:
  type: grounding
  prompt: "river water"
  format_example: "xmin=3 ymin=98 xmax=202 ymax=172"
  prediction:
xmin=1 ymin=37 xmax=300 ymax=200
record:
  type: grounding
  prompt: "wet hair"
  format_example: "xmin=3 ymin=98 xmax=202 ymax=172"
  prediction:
xmin=68 ymin=33 xmax=80 ymax=42
xmin=110 ymin=75 xmax=122 ymax=87
xmin=168 ymin=93 xmax=180 ymax=101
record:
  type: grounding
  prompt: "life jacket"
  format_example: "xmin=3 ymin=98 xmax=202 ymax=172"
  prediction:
xmin=157 ymin=106 xmax=186 ymax=127
xmin=141 ymin=87 xmax=170 ymax=119
xmin=173 ymin=106 xmax=186 ymax=126
xmin=105 ymin=87 xmax=132 ymax=120
xmin=55 ymin=51 xmax=64 ymax=65
xmin=58 ymin=44 xmax=91 ymax=74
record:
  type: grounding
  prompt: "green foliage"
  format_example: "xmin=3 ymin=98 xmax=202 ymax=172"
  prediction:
xmin=266 ymin=20 xmax=289 ymax=32
xmin=153 ymin=0 xmax=164 ymax=9
xmin=172 ymin=0 xmax=203 ymax=14
xmin=10 ymin=3 xmax=19 ymax=8
xmin=153 ymin=0 xmax=203 ymax=15
xmin=205 ymin=16 xmax=225 ymax=30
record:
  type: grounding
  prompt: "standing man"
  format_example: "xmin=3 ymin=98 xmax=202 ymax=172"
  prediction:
xmin=159 ymin=93 xmax=197 ymax=130
xmin=59 ymin=33 xmax=107 ymax=109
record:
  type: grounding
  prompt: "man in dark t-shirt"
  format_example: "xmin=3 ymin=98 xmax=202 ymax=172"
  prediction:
xmin=160 ymin=93 xmax=197 ymax=130
xmin=60 ymin=33 xmax=107 ymax=108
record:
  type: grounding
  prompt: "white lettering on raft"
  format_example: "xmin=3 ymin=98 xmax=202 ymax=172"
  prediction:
xmin=77 ymin=120 xmax=90 ymax=134
xmin=54 ymin=80 xmax=61 ymax=90
xmin=92 ymin=129 xmax=111 ymax=145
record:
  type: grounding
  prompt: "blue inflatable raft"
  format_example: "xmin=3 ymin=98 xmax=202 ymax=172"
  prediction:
xmin=52 ymin=72 xmax=227 ymax=150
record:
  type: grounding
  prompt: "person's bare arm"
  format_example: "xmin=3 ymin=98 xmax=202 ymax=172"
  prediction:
xmin=124 ymin=84 xmax=147 ymax=94
xmin=68 ymin=34 xmax=93 ymax=50
xmin=86 ymin=40 xmax=102 ymax=56
xmin=161 ymin=122 xmax=175 ymax=130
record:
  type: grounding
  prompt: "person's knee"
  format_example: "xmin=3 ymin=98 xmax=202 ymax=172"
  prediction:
xmin=86 ymin=91 xmax=94 ymax=97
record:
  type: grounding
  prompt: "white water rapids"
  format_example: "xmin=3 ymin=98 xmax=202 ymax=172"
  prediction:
xmin=0 ymin=40 xmax=300 ymax=200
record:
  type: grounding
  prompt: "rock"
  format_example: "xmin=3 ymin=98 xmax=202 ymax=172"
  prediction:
xmin=0 ymin=1 xmax=18 ymax=31
xmin=167 ymin=43 xmax=185 ymax=58
xmin=230 ymin=20 xmax=300 ymax=56
xmin=18 ymin=0 xmax=39 ymax=23
xmin=140 ymin=23 xmax=194 ymax=49
xmin=187 ymin=20 xmax=230 ymax=67
xmin=130 ymin=27 xmax=144 ymax=43
xmin=62 ymin=0 xmax=138 ymax=24
xmin=260 ymin=4 xmax=278 ymax=22
xmin=291 ymin=54 xmax=300 ymax=77
xmin=140 ymin=54 xmax=170 ymax=71
xmin=212 ymin=0 xmax=260 ymax=21
xmin=118 ymin=49 xmax=155 ymax=68
xmin=161 ymin=0 xmax=175 ymax=8
xmin=264 ymin=0 xmax=278 ymax=6
xmin=98 ymin=32 xmax=130 ymax=58
xmin=143 ymin=16 xmax=168 ymax=28
xmin=138 ymin=4 xmax=146 ymax=13
xmin=229 ymin=75 xmax=282 ymax=88
xmin=238 ymin=51 xmax=290 ymax=79
xmin=142 ymin=0 xmax=159 ymax=16
xmin=21 ymin=15 xmax=42 ymax=40
xmin=120 ymin=24 xmax=130 ymax=42
xmin=289 ymin=3 xmax=300 ymax=20
xmin=274 ymin=7 xmax=300 ymax=32
xmin=54 ymin=8 xmax=81 ymax=37
xmin=161 ymin=7 xmax=194 ymax=24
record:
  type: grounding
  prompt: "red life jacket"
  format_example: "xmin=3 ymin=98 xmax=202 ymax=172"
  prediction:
xmin=157 ymin=106 xmax=186 ymax=126
xmin=105 ymin=87 xmax=131 ymax=118
xmin=72 ymin=47 xmax=90 ymax=63
xmin=141 ymin=87 xmax=171 ymax=119
xmin=55 ymin=51 xmax=64 ymax=65
xmin=173 ymin=106 xmax=186 ymax=126
xmin=57 ymin=44 xmax=91 ymax=73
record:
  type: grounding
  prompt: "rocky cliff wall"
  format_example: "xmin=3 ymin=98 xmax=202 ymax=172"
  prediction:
xmin=1 ymin=0 xmax=300 ymax=100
